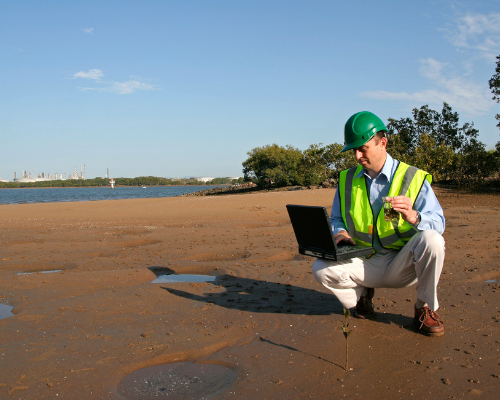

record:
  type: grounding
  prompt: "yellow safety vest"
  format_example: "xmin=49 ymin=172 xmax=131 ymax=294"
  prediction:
xmin=338 ymin=161 xmax=431 ymax=250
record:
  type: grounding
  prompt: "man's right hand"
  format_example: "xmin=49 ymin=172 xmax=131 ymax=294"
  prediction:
xmin=334 ymin=230 xmax=356 ymax=245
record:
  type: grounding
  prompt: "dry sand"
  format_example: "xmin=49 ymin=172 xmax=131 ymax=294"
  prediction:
xmin=0 ymin=188 xmax=499 ymax=399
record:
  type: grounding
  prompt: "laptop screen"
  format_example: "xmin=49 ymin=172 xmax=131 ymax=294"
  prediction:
xmin=286 ymin=205 xmax=336 ymax=252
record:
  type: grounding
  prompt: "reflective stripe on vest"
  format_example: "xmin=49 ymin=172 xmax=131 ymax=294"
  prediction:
xmin=339 ymin=161 xmax=431 ymax=250
xmin=339 ymin=165 xmax=373 ymax=246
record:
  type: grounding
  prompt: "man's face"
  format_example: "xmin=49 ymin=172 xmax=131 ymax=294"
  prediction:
xmin=353 ymin=135 xmax=387 ymax=172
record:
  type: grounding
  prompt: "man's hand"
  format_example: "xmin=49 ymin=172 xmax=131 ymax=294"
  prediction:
xmin=334 ymin=230 xmax=356 ymax=245
xmin=388 ymin=196 xmax=419 ymax=225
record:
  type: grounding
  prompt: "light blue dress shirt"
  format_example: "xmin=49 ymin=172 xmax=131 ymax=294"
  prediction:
xmin=330 ymin=153 xmax=445 ymax=252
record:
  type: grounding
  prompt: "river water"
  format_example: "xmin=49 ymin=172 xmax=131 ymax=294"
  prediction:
xmin=0 ymin=186 xmax=221 ymax=205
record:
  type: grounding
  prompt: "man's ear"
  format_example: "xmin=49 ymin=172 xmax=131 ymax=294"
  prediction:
xmin=380 ymin=136 xmax=388 ymax=149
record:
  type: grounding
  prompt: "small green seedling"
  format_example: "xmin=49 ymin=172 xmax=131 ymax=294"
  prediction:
xmin=341 ymin=308 xmax=354 ymax=371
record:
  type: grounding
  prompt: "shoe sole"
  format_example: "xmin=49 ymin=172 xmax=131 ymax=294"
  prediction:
xmin=353 ymin=311 xmax=377 ymax=320
xmin=418 ymin=329 xmax=445 ymax=337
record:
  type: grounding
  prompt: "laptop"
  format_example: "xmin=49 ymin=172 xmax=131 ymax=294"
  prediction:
xmin=286 ymin=204 xmax=373 ymax=261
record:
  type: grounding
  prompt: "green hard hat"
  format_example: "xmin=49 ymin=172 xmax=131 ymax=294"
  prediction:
xmin=341 ymin=111 xmax=389 ymax=152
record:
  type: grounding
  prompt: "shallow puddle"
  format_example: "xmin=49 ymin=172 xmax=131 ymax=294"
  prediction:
xmin=151 ymin=274 xmax=216 ymax=283
xmin=116 ymin=362 xmax=235 ymax=399
xmin=0 ymin=304 xmax=14 ymax=320
xmin=17 ymin=270 xmax=62 ymax=275
xmin=485 ymin=279 xmax=499 ymax=283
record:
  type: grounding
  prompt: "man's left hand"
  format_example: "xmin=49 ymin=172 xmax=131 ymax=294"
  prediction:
xmin=389 ymin=195 xmax=419 ymax=225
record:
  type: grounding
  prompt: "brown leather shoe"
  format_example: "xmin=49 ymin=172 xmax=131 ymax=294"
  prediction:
xmin=414 ymin=306 xmax=445 ymax=337
xmin=353 ymin=288 xmax=376 ymax=319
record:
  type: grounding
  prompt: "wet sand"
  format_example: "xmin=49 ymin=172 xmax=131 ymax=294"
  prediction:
xmin=1 ymin=188 xmax=499 ymax=399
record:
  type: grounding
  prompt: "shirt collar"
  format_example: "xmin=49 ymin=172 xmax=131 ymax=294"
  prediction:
xmin=355 ymin=153 xmax=394 ymax=180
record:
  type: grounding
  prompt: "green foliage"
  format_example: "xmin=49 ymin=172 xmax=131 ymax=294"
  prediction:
xmin=114 ymin=176 xmax=189 ymax=186
xmin=412 ymin=133 xmax=454 ymax=182
xmin=208 ymin=177 xmax=232 ymax=185
xmin=341 ymin=308 xmax=353 ymax=338
xmin=341 ymin=308 xmax=353 ymax=372
xmin=489 ymin=54 xmax=500 ymax=130
xmin=387 ymin=102 xmax=497 ymax=184
xmin=301 ymin=143 xmax=328 ymax=186
xmin=0 ymin=182 xmax=18 ymax=188
xmin=207 ymin=177 xmax=245 ymax=185
xmin=242 ymin=144 xmax=306 ymax=187
xmin=322 ymin=143 xmax=358 ymax=183
xmin=242 ymin=143 xmax=357 ymax=189
xmin=302 ymin=143 xmax=357 ymax=185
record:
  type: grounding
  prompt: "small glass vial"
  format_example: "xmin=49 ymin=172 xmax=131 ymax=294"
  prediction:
xmin=383 ymin=197 xmax=399 ymax=222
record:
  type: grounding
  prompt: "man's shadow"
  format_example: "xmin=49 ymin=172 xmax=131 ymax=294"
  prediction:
xmin=150 ymin=267 xmax=415 ymax=330
xmin=150 ymin=267 xmax=342 ymax=315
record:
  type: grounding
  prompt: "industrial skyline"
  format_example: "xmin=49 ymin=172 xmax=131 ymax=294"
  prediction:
xmin=4 ymin=165 xmax=241 ymax=183
xmin=13 ymin=165 xmax=86 ymax=183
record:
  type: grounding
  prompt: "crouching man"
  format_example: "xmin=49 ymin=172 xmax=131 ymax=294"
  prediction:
xmin=313 ymin=111 xmax=445 ymax=336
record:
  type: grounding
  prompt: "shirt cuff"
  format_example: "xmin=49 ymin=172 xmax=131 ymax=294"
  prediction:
xmin=333 ymin=227 xmax=348 ymax=235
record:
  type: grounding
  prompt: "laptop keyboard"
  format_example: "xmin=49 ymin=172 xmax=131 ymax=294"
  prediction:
xmin=336 ymin=244 xmax=364 ymax=254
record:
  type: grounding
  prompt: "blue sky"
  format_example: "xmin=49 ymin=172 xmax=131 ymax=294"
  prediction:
xmin=1 ymin=0 xmax=499 ymax=180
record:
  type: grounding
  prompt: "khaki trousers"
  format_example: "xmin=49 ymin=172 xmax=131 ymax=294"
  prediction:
xmin=312 ymin=230 xmax=445 ymax=311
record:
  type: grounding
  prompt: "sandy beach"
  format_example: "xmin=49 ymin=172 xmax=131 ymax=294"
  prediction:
xmin=1 ymin=188 xmax=500 ymax=399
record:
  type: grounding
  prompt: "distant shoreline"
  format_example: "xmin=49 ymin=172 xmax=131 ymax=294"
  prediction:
xmin=181 ymin=185 xmax=332 ymax=196
xmin=0 ymin=184 xmax=232 ymax=190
